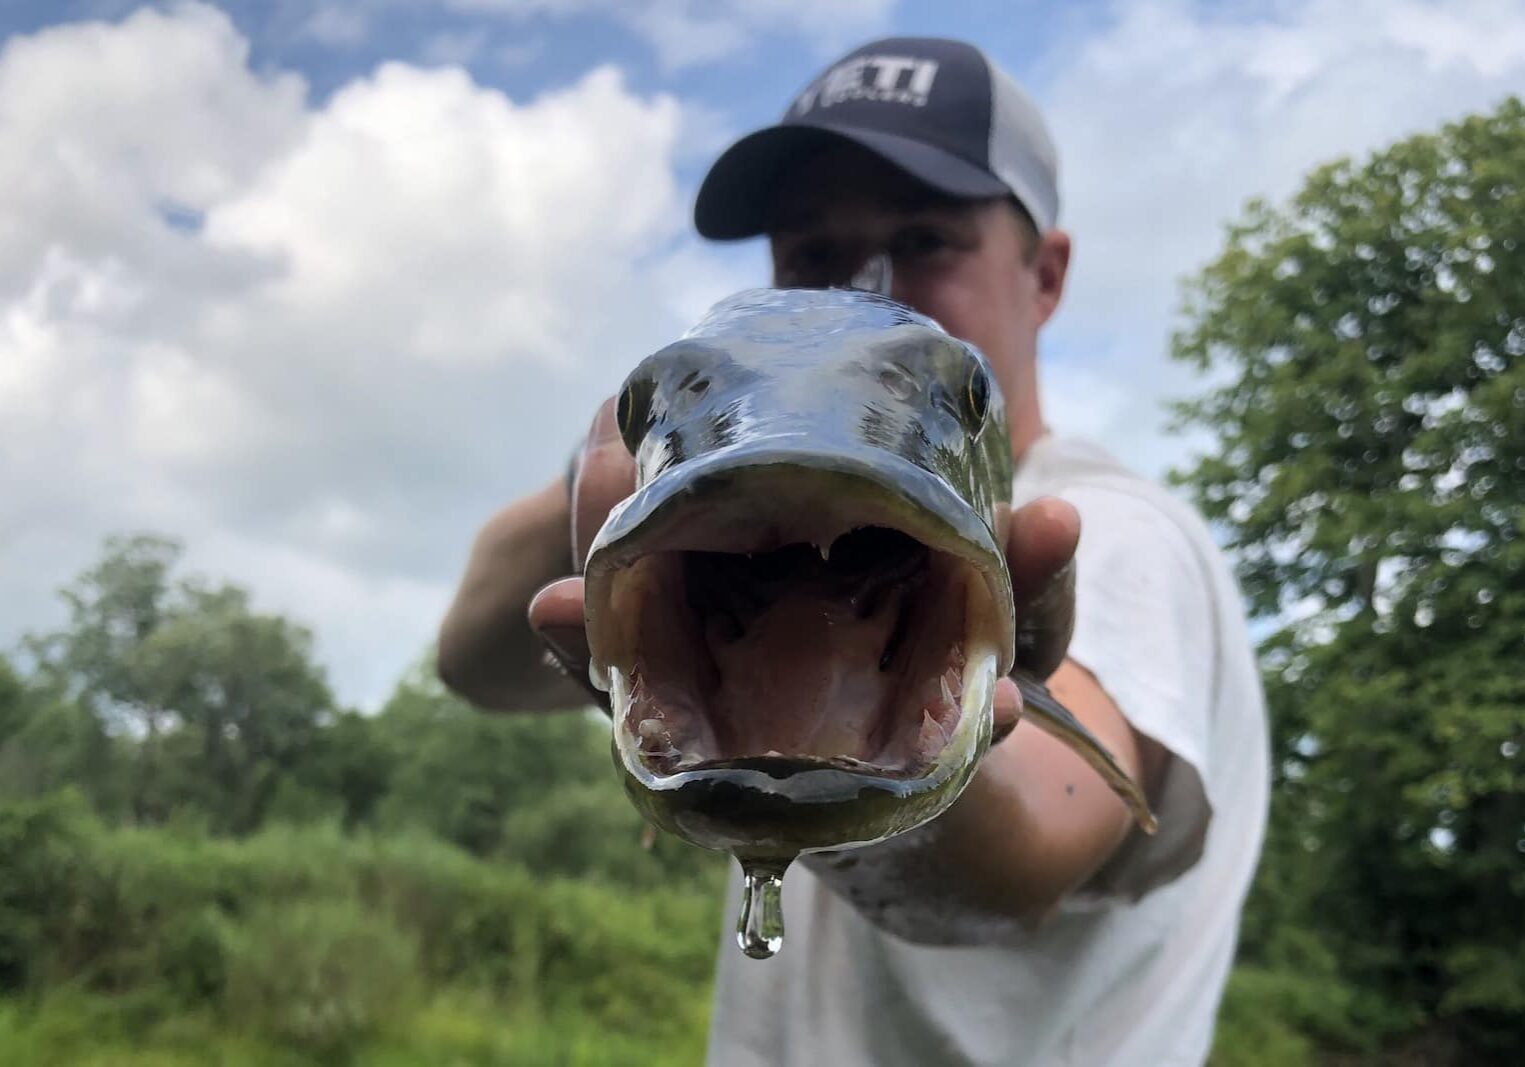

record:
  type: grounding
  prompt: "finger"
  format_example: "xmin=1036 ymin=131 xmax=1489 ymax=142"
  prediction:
xmin=1006 ymin=496 xmax=1080 ymax=680
xmin=528 ymin=577 xmax=590 ymax=675
xmin=528 ymin=576 xmax=585 ymax=633
xmin=991 ymin=676 xmax=1023 ymax=745
xmin=570 ymin=398 xmax=638 ymax=569
xmin=1007 ymin=496 xmax=1080 ymax=602
xmin=528 ymin=577 xmax=611 ymax=711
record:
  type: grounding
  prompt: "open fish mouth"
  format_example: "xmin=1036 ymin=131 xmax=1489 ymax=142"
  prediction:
xmin=608 ymin=523 xmax=993 ymax=778
xmin=585 ymin=448 xmax=1012 ymax=827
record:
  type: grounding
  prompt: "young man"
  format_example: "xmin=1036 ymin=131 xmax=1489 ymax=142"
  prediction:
xmin=438 ymin=37 xmax=1269 ymax=1066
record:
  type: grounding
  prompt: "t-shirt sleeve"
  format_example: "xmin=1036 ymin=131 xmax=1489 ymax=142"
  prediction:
xmin=1056 ymin=484 xmax=1217 ymax=903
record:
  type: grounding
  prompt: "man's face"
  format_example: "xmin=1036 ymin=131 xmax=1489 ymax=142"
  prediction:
xmin=766 ymin=142 xmax=1069 ymax=436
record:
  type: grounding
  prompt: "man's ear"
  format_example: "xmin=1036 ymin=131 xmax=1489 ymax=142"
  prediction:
xmin=1032 ymin=229 xmax=1071 ymax=328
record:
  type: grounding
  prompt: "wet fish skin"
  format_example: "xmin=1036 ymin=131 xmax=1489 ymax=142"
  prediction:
xmin=580 ymin=287 xmax=1156 ymax=862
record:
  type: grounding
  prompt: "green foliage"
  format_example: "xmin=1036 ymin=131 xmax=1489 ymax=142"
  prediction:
xmin=1211 ymin=968 xmax=1317 ymax=1067
xmin=1171 ymin=97 xmax=1525 ymax=624
xmin=0 ymin=792 xmax=95 ymax=991
xmin=22 ymin=536 xmax=338 ymax=832
xmin=0 ymin=532 xmax=729 ymax=1060
xmin=368 ymin=663 xmax=723 ymax=890
xmin=220 ymin=900 xmax=419 ymax=1055
xmin=368 ymin=664 xmax=611 ymax=854
xmin=1176 ymin=98 xmax=1525 ymax=1060
xmin=0 ymin=668 xmax=122 ymax=815
xmin=0 ymin=987 xmax=703 ymax=1066
xmin=0 ymin=797 xmax=720 ymax=1062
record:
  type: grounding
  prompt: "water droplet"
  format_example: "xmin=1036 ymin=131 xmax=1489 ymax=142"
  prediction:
xmin=1503 ymin=740 xmax=1520 ymax=759
xmin=736 ymin=861 xmax=788 ymax=959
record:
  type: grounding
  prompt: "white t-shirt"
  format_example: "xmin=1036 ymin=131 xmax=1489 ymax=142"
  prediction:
xmin=705 ymin=434 xmax=1270 ymax=1067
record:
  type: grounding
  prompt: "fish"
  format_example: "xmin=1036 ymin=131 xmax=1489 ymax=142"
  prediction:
xmin=579 ymin=286 xmax=1155 ymax=956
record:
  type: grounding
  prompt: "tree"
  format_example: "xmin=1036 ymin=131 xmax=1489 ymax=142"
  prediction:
xmin=0 ymin=655 xmax=121 ymax=815
xmin=1172 ymin=98 xmax=1525 ymax=1057
xmin=370 ymin=661 xmax=722 ymax=888
xmin=129 ymin=582 xmax=334 ymax=832
xmin=371 ymin=661 xmax=613 ymax=855
xmin=26 ymin=536 xmax=336 ymax=832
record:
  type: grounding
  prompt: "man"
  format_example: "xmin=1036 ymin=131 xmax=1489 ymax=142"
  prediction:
xmin=438 ymin=36 xmax=1269 ymax=1066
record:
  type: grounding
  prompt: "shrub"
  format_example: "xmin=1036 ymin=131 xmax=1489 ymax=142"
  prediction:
xmin=219 ymin=900 xmax=419 ymax=1056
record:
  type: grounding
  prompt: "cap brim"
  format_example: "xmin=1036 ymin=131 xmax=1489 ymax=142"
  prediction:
xmin=694 ymin=123 xmax=1010 ymax=241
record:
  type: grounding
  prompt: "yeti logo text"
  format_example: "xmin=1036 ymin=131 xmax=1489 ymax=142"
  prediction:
xmin=791 ymin=55 xmax=939 ymax=115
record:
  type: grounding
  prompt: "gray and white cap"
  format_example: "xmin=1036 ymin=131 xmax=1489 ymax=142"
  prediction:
xmin=694 ymin=37 xmax=1059 ymax=240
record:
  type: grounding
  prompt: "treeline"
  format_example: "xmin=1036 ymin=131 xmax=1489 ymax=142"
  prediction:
xmin=0 ymin=534 xmax=725 ymax=1064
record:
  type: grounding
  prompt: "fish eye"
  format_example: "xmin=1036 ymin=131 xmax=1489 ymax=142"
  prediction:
xmin=964 ymin=364 xmax=990 ymax=431
xmin=616 ymin=379 xmax=652 ymax=455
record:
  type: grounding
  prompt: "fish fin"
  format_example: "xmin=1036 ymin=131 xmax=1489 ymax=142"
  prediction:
xmin=1011 ymin=670 xmax=1158 ymax=835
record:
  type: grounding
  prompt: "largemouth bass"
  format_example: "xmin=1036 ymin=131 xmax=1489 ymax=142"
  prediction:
xmin=581 ymin=287 xmax=1155 ymax=957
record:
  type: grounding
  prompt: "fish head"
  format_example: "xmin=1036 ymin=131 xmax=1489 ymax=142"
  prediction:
xmin=583 ymin=287 xmax=1016 ymax=863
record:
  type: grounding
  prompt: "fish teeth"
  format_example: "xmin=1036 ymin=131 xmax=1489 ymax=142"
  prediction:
xmin=919 ymin=710 xmax=952 ymax=755
xmin=637 ymin=718 xmax=671 ymax=750
xmin=829 ymin=755 xmax=875 ymax=770
xmin=817 ymin=540 xmax=831 ymax=561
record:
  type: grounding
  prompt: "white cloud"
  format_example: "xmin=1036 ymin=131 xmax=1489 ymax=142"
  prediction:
xmin=447 ymin=0 xmax=895 ymax=71
xmin=1037 ymin=0 xmax=1525 ymax=479
xmin=0 ymin=3 xmax=736 ymax=707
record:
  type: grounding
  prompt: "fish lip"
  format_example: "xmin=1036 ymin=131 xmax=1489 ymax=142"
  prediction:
xmin=583 ymin=438 xmax=1016 ymax=681
xmin=634 ymin=759 xmax=933 ymax=795
xmin=642 ymin=753 xmax=923 ymax=780
xmin=613 ymin=713 xmax=994 ymax=857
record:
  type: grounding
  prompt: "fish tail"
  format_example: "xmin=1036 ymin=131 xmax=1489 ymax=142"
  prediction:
xmin=1010 ymin=670 xmax=1158 ymax=835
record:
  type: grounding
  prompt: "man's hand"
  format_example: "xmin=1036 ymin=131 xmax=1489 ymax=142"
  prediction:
xmin=436 ymin=398 xmax=632 ymax=711
xmin=526 ymin=397 xmax=636 ymax=697
xmin=990 ymin=495 xmax=1081 ymax=741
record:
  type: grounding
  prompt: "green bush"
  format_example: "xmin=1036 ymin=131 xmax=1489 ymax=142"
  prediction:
xmin=0 ymin=791 xmax=95 ymax=991
xmin=219 ymin=900 xmax=419 ymax=1056
xmin=498 ymin=779 xmax=725 ymax=890
xmin=0 ymin=796 xmax=722 ymax=1059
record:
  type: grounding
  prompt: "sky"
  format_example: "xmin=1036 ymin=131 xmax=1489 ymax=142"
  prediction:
xmin=3 ymin=0 xmax=1525 ymax=709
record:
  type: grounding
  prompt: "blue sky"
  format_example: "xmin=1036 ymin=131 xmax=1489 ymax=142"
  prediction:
xmin=0 ymin=1 xmax=1103 ymax=110
xmin=3 ymin=0 xmax=1523 ymax=707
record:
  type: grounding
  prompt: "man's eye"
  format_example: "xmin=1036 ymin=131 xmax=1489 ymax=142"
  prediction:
xmin=889 ymin=227 xmax=946 ymax=259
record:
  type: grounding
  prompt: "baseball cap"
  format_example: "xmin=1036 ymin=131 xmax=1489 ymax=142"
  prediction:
xmin=694 ymin=37 xmax=1059 ymax=240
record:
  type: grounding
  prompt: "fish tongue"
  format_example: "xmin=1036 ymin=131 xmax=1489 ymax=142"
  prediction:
xmin=710 ymin=588 xmax=895 ymax=760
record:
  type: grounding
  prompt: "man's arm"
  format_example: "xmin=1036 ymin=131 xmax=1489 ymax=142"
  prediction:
xmin=805 ymin=658 xmax=1167 ymax=938
xmin=436 ymin=478 xmax=587 ymax=711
